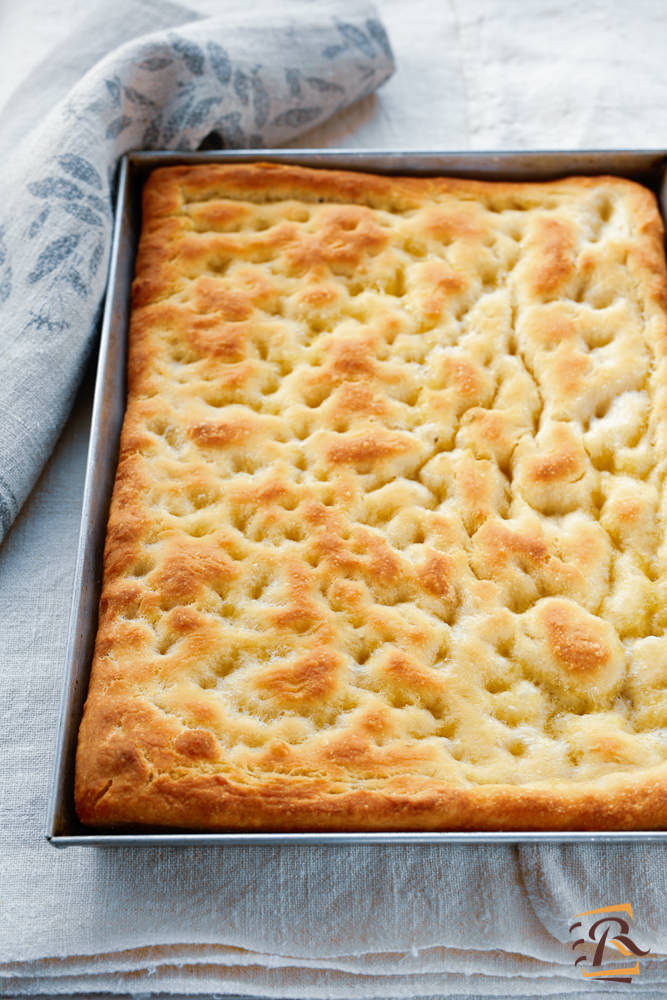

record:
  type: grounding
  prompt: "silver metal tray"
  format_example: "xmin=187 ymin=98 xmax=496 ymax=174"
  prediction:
xmin=47 ymin=149 xmax=667 ymax=847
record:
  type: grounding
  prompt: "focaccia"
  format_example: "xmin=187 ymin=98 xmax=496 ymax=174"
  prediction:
xmin=75 ymin=163 xmax=667 ymax=830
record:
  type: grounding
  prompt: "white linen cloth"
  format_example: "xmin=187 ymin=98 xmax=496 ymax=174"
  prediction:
xmin=1 ymin=0 xmax=666 ymax=997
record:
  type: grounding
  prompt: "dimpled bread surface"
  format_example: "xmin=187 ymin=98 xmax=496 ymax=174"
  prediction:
xmin=75 ymin=163 xmax=667 ymax=830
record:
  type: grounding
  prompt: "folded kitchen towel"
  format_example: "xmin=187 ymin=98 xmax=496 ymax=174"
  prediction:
xmin=0 ymin=0 xmax=394 ymax=545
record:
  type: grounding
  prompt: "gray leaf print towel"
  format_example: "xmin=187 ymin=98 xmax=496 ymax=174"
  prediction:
xmin=0 ymin=0 xmax=394 ymax=544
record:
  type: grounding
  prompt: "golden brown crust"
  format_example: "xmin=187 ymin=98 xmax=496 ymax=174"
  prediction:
xmin=75 ymin=163 xmax=667 ymax=831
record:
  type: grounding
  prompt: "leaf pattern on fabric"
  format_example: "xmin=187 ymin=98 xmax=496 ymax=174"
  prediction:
xmin=207 ymin=42 xmax=231 ymax=86
xmin=85 ymin=193 xmax=109 ymax=216
xmin=216 ymin=111 xmax=246 ymax=148
xmin=186 ymin=97 xmax=223 ymax=129
xmin=251 ymin=71 xmax=270 ymax=128
xmin=57 ymin=155 xmax=103 ymax=190
xmin=28 ymin=177 xmax=83 ymax=201
xmin=163 ymin=95 xmax=196 ymax=144
xmin=336 ymin=21 xmax=376 ymax=58
xmin=124 ymin=86 xmax=156 ymax=108
xmin=285 ymin=68 xmax=302 ymax=98
xmin=26 ymin=311 xmax=70 ymax=335
xmin=65 ymin=268 xmax=88 ymax=298
xmin=62 ymin=203 xmax=103 ymax=227
xmin=89 ymin=241 xmax=105 ymax=279
xmin=306 ymin=76 xmax=345 ymax=95
xmin=142 ymin=115 xmax=163 ymax=147
xmin=105 ymin=76 xmax=122 ymax=107
xmin=105 ymin=115 xmax=133 ymax=139
xmin=139 ymin=55 xmax=173 ymax=71
xmin=27 ymin=235 xmax=80 ymax=284
xmin=28 ymin=207 xmax=50 ymax=239
xmin=323 ymin=44 xmax=345 ymax=59
xmin=273 ymin=106 xmax=322 ymax=127
xmin=170 ymin=35 xmax=205 ymax=76
xmin=366 ymin=18 xmax=392 ymax=59
xmin=233 ymin=69 xmax=251 ymax=105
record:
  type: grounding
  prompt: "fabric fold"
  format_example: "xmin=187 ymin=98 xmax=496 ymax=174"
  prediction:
xmin=3 ymin=960 xmax=667 ymax=998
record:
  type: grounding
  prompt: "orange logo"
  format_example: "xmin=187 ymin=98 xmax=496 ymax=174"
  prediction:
xmin=569 ymin=904 xmax=650 ymax=983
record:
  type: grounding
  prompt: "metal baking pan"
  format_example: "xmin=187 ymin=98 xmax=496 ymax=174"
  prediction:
xmin=47 ymin=149 xmax=667 ymax=847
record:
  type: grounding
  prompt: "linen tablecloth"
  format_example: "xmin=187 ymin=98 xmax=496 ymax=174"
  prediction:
xmin=1 ymin=0 xmax=666 ymax=997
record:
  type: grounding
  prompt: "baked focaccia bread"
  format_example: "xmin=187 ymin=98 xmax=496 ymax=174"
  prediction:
xmin=75 ymin=163 xmax=667 ymax=830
